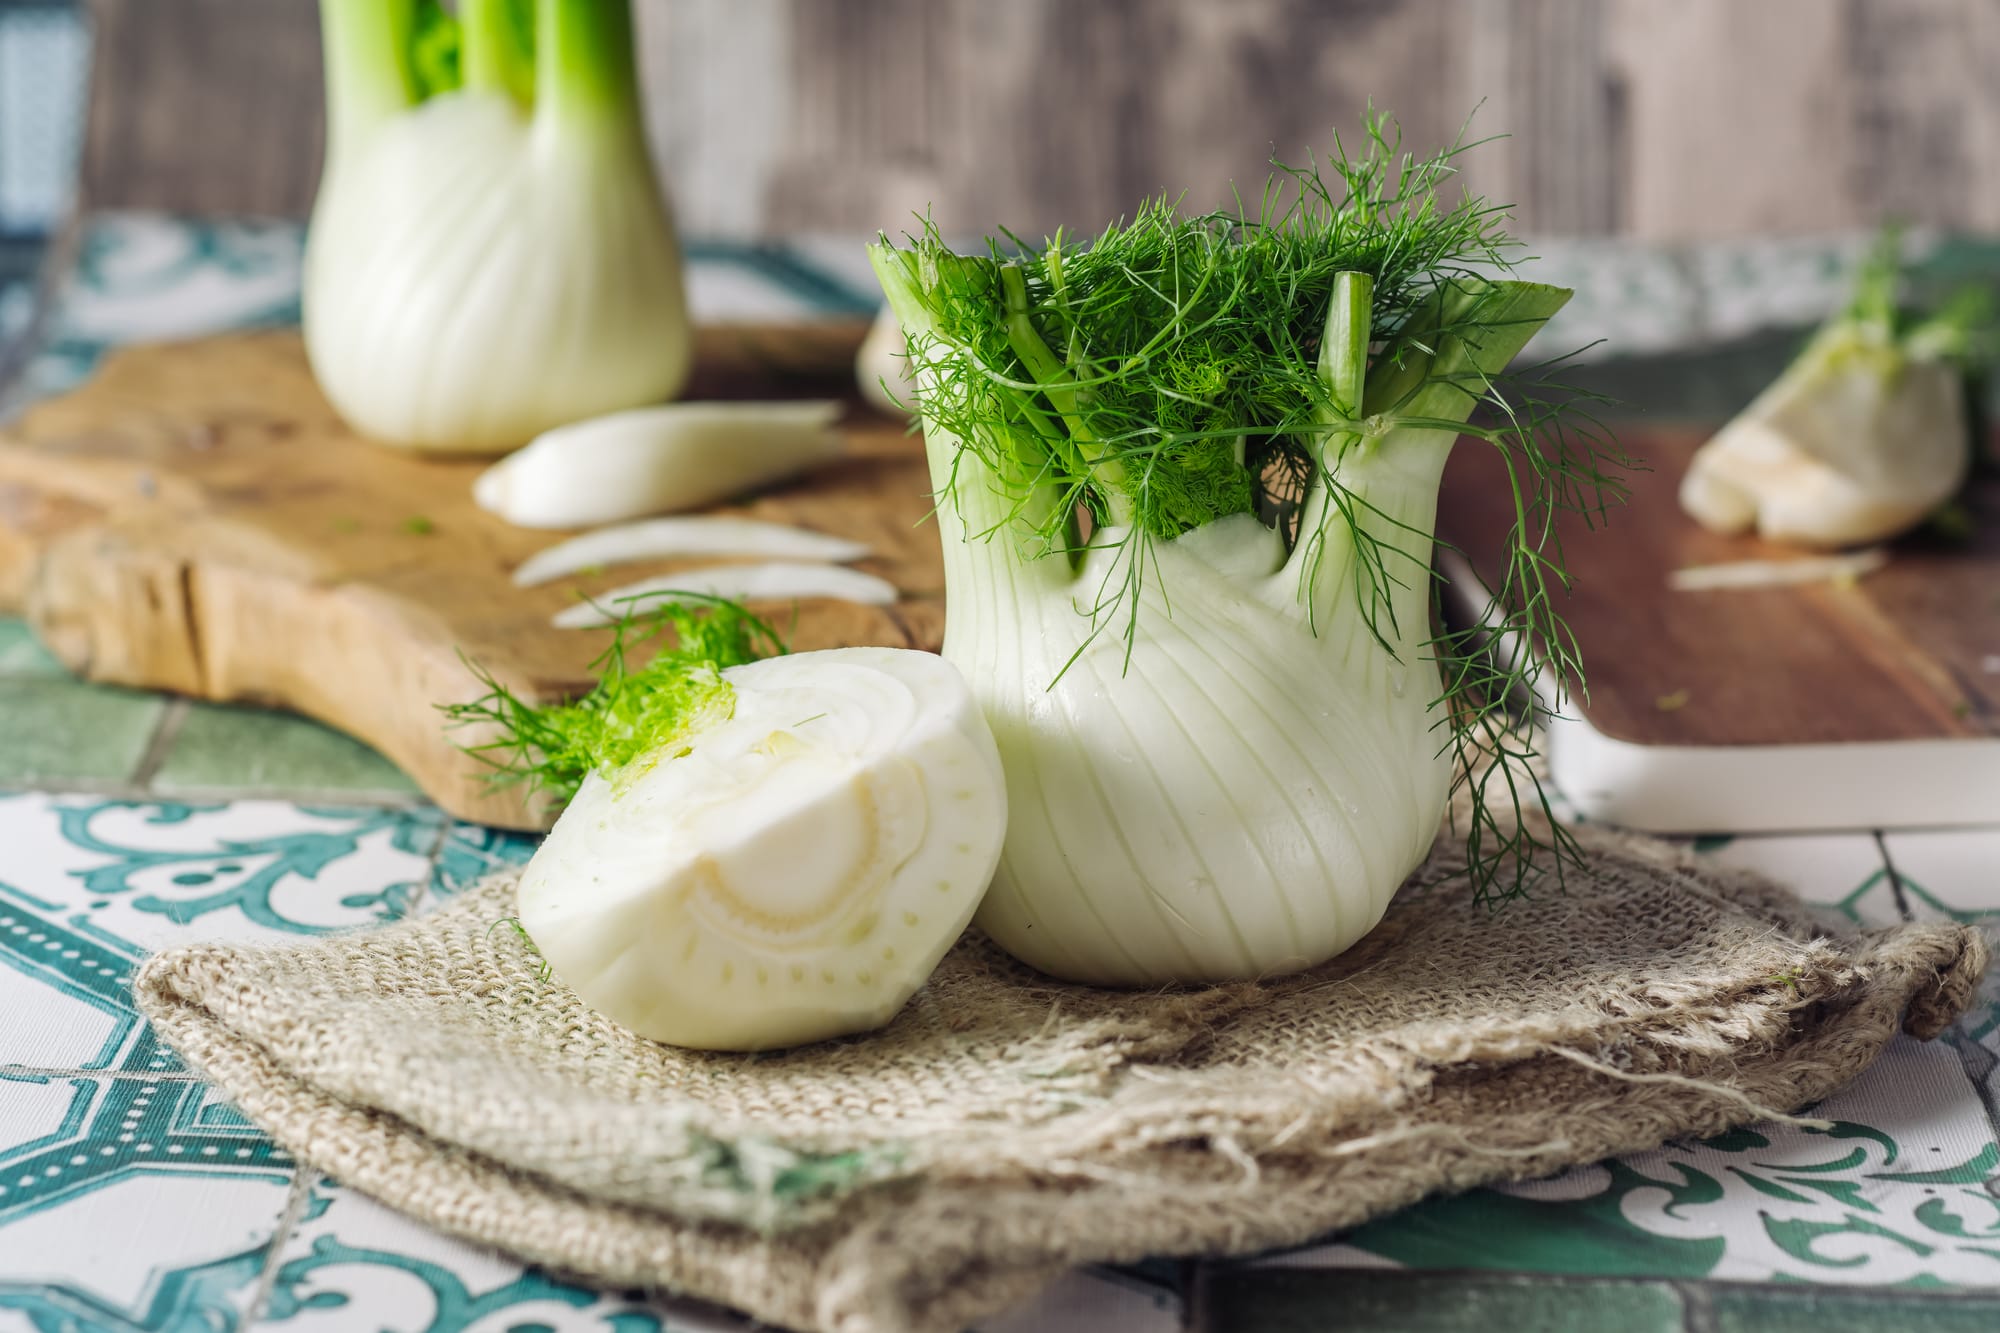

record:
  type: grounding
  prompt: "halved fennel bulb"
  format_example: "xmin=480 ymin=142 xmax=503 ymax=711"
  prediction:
xmin=516 ymin=647 xmax=1006 ymax=1051
xmin=1680 ymin=233 xmax=1980 ymax=549
xmin=1679 ymin=322 xmax=1968 ymax=548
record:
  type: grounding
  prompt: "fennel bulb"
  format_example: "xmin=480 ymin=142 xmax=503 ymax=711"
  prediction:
xmin=474 ymin=401 xmax=847 ymax=528
xmin=306 ymin=0 xmax=691 ymax=454
xmin=450 ymin=602 xmax=1006 ymax=1051
xmin=1680 ymin=238 xmax=1982 ymax=549
xmin=872 ymin=120 xmax=1607 ymax=987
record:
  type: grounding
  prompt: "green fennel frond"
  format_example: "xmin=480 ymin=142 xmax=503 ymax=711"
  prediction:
xmin=1841 ymin=224 xmax=1996 ymax=368
xmin=442 ymin=594 xmax=787 ymax=805
xmin=490 ymin=914 xmax=554 ymax=982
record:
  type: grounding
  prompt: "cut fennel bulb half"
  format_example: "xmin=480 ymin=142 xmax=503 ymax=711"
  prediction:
xmin=515 ymin=647 xmax=1006 ymax=1051
xmin=475 ymin=401 xmax=847 ymax=529
xmin=1680 ymin=234 xmax=1980 ymax=549
xmin=306 ymin=0 xmax=691 ymax=454
xmin=1679 ymin=325 xmax=1968 ymax=548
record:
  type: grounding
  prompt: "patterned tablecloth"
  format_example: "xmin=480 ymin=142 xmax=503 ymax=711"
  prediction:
xmin=1 ymin=216 xmax=1999 ymax=1333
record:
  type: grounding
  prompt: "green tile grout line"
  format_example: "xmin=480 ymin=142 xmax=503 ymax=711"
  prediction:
xmin=126 ymin=696 xmax=191 ymax=788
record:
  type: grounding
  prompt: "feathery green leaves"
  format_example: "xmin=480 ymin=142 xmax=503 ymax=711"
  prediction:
xmin=443 ymin=595 xmax=787 ymax=805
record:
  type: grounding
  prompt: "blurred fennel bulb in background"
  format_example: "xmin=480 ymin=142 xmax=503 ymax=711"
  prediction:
xmin=1681 ymin=234 xmax=1986 ymax=549
xmin=306 ymin=0 xmax=691 ymax=455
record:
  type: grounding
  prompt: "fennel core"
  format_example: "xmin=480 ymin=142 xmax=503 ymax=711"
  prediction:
xmin=872 ymin=116 xmax=1622 ymax=985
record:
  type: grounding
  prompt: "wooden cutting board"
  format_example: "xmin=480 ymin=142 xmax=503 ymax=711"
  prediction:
xmin=0 ymin=325 xmax=932 ymax=829
xmin=1435 ymin=427 xmax=2000 ymax=832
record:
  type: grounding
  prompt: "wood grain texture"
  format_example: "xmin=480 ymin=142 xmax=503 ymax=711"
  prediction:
xmin=1435 ymin=426 xmax=1998 ymax=748
xmin=80 ymin=0 xmax=326 ymax=216
xmin=72 ymin=0 xmax=2000 ymax=239
xmin=0 ymin=325 xmax=924 ymax=829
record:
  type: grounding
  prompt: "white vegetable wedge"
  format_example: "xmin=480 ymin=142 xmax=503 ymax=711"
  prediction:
xmin=1679 ymin=356 xmax=1967 ymax=548
xmin=475 ymin=401 xmax=847 ymax=530
xmin=1679 ymin=237 xmax=1976 ymax=550
xmin=553 ymin=563 xmax=900 ymax=628
xmin=516 ymin=647 xmax=1007 ymax=1051
xmin=513 ymin=517 xmax=870 ymax=587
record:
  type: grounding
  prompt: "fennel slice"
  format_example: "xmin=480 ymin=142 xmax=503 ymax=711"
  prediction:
xmin=553 ymin=563 xmax=900 ymax=628
xmin=474 ymin=401 xmax=847 ymax=530
xmin=1668 ymin=548 xmax=1888 ymax=591
xmin=514 ymin=517 xmax=870 ymax=587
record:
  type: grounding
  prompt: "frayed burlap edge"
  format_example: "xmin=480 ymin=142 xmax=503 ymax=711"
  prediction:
xmin=136 ymin=826 xmax=1987 ymax=1333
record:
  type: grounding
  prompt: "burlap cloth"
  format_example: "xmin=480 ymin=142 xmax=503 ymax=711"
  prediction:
xmin=134 ymin=825 xmax=1985 ymax=1333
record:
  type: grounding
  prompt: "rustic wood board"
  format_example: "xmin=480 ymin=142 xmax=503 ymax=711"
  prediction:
xmin=1437 ymin=425 xmax=1998 ymax=748
xmin=0 ymin=325 xmax=934 ymax=830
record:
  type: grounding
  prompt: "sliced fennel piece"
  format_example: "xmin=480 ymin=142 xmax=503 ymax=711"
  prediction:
xmin=1678 ymin=344 xmax=1966 ymax=548
xmin=475 ymin=401 xmax=847 ymax=530
xmin=307 ymin=0 xmax=691 ymax=454
xmin=1668 ymin=548 xmax=1886 ymax=592
xmin=513 ymin=517 xmax=869 ymax=587
xmin=553 ymin=563 xmax=899 ymax=628
xmin=515 ymin=647 xmax=1006 ymax=1051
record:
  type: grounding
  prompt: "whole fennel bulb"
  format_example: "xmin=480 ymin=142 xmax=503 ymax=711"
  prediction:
xmin=306 ymin=0 xmax=691 ymax=454
xmin=871 ymin=123 xmax=1606 ymax=987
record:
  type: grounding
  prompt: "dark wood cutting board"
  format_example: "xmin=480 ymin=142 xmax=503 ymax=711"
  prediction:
xmin=0 ymin=325 xmax=931 ymax=829
xmin=1435 ymin=426 xmax=2000 ymax=831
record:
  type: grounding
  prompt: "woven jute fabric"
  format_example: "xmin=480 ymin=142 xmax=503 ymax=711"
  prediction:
xmin=135 ymin=825 xmax=1985 ymax=1333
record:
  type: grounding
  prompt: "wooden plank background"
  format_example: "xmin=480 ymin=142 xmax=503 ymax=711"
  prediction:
xmin=78 ymin=0 xmax=2000 ymax=242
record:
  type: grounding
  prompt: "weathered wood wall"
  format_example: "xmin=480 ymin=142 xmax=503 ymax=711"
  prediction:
xmin=80 ymin=0 xmax=2000 ymax=241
